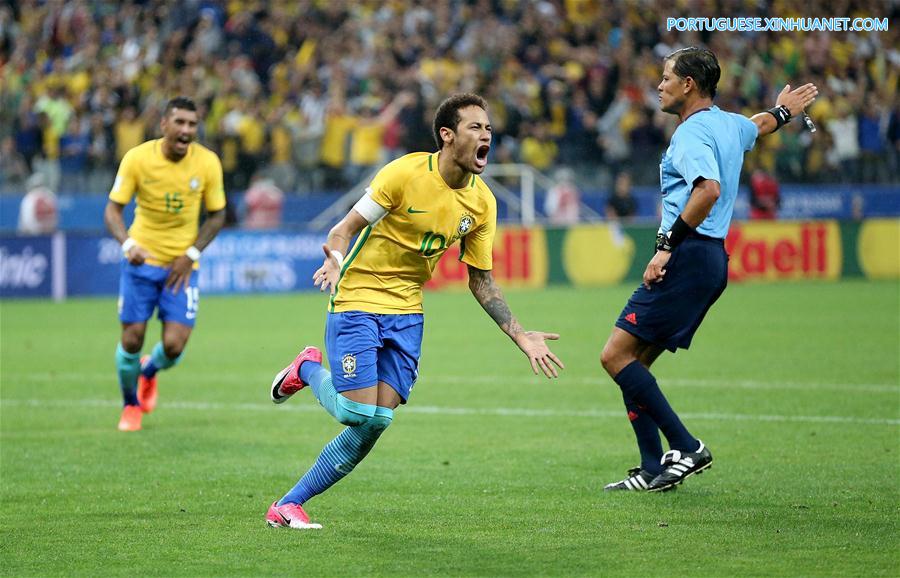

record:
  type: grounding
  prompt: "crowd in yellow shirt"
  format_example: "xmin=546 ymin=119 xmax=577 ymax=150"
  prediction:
xmin=1 ymin=0 xmax=895 ymax=197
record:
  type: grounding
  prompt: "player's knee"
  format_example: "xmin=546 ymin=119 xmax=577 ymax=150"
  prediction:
xmin=334 ymin=396 xmax=394 ymax=434
xmin=162 ymin=342 xmax=185 ymax=359
xmin=333 ymin=394 xmax=376 ymax=427
xmin=600 ymin=344 xmax=618 ymax=374
xmin=121 ymin=334 xmax=144 ymax=353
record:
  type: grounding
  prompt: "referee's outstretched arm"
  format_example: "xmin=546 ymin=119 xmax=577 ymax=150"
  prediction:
xmin=751 ymin=83 xmax=818 ymax=136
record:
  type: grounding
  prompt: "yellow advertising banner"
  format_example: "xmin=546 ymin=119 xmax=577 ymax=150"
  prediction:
xmin=724 ymin=221 xmax=842 ymax=282
xmin=858 ymin=219 xmax=900 ymax=279
xmin=563 ymin=224 xmax=635 ymax=286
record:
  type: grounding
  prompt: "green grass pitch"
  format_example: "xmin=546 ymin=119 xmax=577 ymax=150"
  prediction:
xmin=1 ymin=280 xmax=898 ymax=577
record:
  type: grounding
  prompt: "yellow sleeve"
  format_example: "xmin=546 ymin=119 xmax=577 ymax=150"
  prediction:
xmin=109 ymin=148 xmax=138 ymax=204
xmin=204 ymin=152 xmax=227 ymax=212
xmin=367 ymin=161 xmax=402 ymax=211
xmin=460 ymin=193 xmax=496 ymax=271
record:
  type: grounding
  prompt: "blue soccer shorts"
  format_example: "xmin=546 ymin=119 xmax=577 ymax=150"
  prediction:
xmin=615 ymin=236 xmax=728 ymax=352
xmin=118 ymin=261 xmax=199 ymax=327
xmin=325 ymin=311 xmax=424 ymax=403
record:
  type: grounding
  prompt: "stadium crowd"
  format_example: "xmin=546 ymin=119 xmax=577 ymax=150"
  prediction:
xmin=1 ymin=0 xmax=897 ymax=198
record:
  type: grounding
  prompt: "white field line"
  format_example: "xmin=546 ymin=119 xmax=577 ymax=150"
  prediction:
xmin=3 ymin=372 xmax=899 ymax=394
xmin=1 ymin=397 xmax=897 ymax=426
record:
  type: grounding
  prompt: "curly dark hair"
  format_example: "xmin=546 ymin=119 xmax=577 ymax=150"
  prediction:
xmin=432 ymin=93 xmax=488 ymax=150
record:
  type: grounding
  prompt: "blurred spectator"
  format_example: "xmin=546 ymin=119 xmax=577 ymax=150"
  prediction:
xmin=0 ymin=135 xmax=29 ymax=193
xmin=858 ymin=94 xmax=887 ymax=183
xmin=606 ymin=171 xmax=637 ymax=222
xmin=114 ymin=106 xmax=146 ymax=162
xmin=243 ymin=175 xmax=285 ymax=230
xmin=14 ymin=98 xmax=43 ymax=172
xmin=347 ymin=91 xmax=415 ymax=185
xmin=87 ymin=113 xmax=115 ymax=194
xmin=544 ymin=167 xmax=581 ymax=225
xmin=18 ymin=174 xmax=58 ymax=235
xmin=628 ymin=107 xmax=665 ymax=175
xmin=265 ymin=105 xmax=299 ymax=193
xmin=236 ymin=103 xmax=267 ymax=191
xmin=520 ymin=121 xmax=559 ymax=172
xmin=59 ymin=115 xmax=90 ymax=193
xmin=34 ymin=111 xmax=61 ymax=193
xmin=825 ymin=99 xmax=861 ymax=182
xmin=749 ymin=169 xmax=781 ymax=220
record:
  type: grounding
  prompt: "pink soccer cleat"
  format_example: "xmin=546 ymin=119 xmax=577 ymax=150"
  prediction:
xmin=265 ymin=501 xmax=322 ymax=530
xmin=117 ymin=404 xmax=143 ymax=432
xmin=270 ymin=346 xmax=322 ymax=404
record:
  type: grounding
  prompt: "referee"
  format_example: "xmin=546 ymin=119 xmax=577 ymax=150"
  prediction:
xmin=600 ymin=47 xmax=818 ymax=492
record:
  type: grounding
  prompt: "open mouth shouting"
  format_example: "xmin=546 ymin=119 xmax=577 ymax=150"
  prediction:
xmin=474 ymin=144 xmax=490 ymax=171
xmin=174 ymin=134 xmax=192 ymax=151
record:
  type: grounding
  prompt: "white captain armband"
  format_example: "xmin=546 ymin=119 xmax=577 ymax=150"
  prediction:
xmin=352 ymin=188 xmax=389 ymax=224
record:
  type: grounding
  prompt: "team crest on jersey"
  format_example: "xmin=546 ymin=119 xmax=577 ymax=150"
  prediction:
xmin=189 ymin=177 xmax=200 ymax=191
xmin=457 ymin=213 xmax=475 ymax=236
xmin=341 ymin=354 xmax=357 ymax=378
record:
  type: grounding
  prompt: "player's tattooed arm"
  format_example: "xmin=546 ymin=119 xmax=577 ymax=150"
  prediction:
xmin=467 ymin=265 xmax=565 ymax=378
xmin=467 ymin=265 xmax=524 ymax=338
xmin=193 ymin=209 xmax=226 ymax=251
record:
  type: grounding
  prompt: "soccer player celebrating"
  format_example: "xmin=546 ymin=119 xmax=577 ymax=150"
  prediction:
xmin=104 ymin=97 xmax=226 ymax=432
xmin=265 ymin=93 xmax=564 ymax=529
xmin=601 ymin=47 xmax=817 ymax=492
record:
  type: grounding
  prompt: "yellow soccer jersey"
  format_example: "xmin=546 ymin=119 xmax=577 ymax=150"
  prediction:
xmin=331 ymin=152 xmax=497 ymax=314
xmin=109 ymin=139 xmax=226 ymax=267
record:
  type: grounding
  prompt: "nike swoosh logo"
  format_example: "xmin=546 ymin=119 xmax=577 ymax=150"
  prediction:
xmin=407 ymin=207 xmax=428 ymax=214
xmin=143 ymin=179 xmax=159 ymax=184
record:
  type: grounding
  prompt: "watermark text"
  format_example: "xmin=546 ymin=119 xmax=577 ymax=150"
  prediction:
xmin=666 ymin=17 xmax=888 ymax=32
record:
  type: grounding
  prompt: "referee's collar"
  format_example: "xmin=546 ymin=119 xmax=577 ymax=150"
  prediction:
xmin=683 ymin=105 xmax=717 ymax=123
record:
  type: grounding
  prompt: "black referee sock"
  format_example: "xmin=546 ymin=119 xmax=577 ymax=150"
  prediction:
xmin=623 ymin=396 xmax=664 ymax=475
xmin=614 ymin=360 xmax=698 ymax=453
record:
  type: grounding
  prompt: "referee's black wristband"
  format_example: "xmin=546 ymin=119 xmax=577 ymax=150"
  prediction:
xmin=766 ymin=105 xmax=792 ymax=131
xmin=656 ymin=216 xmax=694 ymax=252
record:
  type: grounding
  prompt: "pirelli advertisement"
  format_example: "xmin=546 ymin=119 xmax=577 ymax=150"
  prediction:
xmin=1 ymin=219 xmax=897 ymax=299
xmin=425 ymin=219 xmax=900 ymax=289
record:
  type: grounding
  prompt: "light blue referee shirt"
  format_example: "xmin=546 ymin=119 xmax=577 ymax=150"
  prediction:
xmin=659 ymin=105 xmax=758 ymax=239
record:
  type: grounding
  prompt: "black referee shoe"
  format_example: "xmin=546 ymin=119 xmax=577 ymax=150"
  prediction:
xmin=647 ymin=441 xmax=713 ymax=492
xmin=604 ymin=467 xmax=657 ymax=491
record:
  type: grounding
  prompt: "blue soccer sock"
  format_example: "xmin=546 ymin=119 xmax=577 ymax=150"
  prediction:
xmin=115 ymin=343 xmax=141 ymax=406
xmin=299 ymin=360 xmax=324 ymax=386
xmin=614 ymin=360 xmax=698 ymax=453
xmin=141 ymin=342 xmax=181 ymax=378
xmin=622 ymin=396 xmax=664 ymax=475
xmin=277 ymin=406 xmax=393 ymax=506
xmin=303 ymin=367 xmax=376 ymax=425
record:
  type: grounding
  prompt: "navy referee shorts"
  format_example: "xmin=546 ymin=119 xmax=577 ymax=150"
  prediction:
xmin=615 ymin=234 xmax=728 ymax=352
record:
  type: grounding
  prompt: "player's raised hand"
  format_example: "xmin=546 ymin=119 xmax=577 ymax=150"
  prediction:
xmin=165 ymin=255 xmax=194 ymax=293
xmin=312 ymin=244 xmax=342 ymax=295
xmin=514 ymin=331 xmax=565 ymax=378
xmin=775 ymin=83 xmax=818 ymax=118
